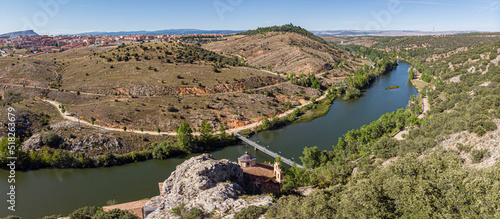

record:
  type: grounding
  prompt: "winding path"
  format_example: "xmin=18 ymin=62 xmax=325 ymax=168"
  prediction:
xmin=40 ymin=91 xmax=329 ymax=136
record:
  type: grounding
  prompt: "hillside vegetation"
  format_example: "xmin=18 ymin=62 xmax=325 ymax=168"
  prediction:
xmin=262 ymin=35 xmax=500 ymax=218
xmin=203 ymin=25 xmax=357 ymax=76
xmin=374 ymin=32 xmax=500 ymax=50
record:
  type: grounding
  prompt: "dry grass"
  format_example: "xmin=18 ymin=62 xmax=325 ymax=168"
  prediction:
xmin=203 ymin=32 xmax=353 ymax=75
xmin=1 ymin=42 xmax=322 ymax=132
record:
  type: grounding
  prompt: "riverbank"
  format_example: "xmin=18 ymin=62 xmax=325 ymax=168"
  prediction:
xmin=1 ymin=89 xmax=330 ymax=171
xmin=392 ymin=62 xmax=431 ymax=140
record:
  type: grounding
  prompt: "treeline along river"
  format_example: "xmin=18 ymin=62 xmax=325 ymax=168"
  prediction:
xmin=0 ymin=61 xmax=417 ymax=218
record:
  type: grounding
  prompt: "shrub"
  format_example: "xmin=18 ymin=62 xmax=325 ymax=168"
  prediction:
xmin=92 ymin=208 xmax=138 ymax=219
xmin=42 ymin=215 xmax=62 ymax=219
xmin=152 ymin=142 xmax=172 ymax=159
xmin=167 ymin=104 xmax=176 ymax=112
xmin=456 ymin=143 xmax=471 ymax=153
xmin=471 ymin=149 xmax=490 ymax=163
xmin=69 ymin=206 xmax=99 ymax=219
xmin=42 ymin=133 xmax=62 ymax=148
xmin=234 ymin=206 xmax=267 ymax=219
xmin=106 ymin=199 xmax=118 ymax=206
xmin=372 ymin=137 xmax=399 ymax=159
xmin=172 ymin=204 xmax=205 ymax=219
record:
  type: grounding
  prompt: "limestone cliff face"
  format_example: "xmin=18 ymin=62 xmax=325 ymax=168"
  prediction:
xmin=146 ymin=154 xmax=272 ymax=218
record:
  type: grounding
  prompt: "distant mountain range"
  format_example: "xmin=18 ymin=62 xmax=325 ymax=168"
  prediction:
xmin=75 ymin=29 xmax=243 ymax=36
xmin=0 ymin=30 xmax=38 ymax=37
xmin=0 ymin=29 xmax=487 ymax=38
xmin=77 ymin=29 xmax=483 ymax=37
xmin=311 ymin=30 xmax=479 ymax=36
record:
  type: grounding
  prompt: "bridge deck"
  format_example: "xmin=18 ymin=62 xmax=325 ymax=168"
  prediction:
xmin=235 ymin=133 xmax=303 ymax=168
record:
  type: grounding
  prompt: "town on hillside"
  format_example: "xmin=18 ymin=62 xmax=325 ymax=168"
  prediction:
xmin=0 ymin=32 xmax=230 ymax=57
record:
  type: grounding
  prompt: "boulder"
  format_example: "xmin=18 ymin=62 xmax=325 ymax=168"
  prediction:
xmin=146 ymin=154 xmax=272 ymax=218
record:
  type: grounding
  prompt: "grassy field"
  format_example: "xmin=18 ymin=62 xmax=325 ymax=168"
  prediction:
xmin=410 ymin=79 xmax=430 ymax=92
xmin=294 ymin=95 xmax=334 ymax=123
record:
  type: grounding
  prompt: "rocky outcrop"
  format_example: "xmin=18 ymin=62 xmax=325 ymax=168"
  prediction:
xmin=21 ymin=121 xmax=123 ymax=153
xmin=146 ymin=154 xmax=273 ymax=218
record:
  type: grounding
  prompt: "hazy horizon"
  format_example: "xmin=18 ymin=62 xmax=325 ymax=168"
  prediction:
xmin=0 ymin=0 xmax=498 ymax=35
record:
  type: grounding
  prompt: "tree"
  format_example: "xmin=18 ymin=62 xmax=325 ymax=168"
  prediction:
xmin=123 ymin=126 xmax=127 ymax=131
xmin=212 ymin=64 xmax=220 ymax=73
xmin=372 ymin=137 xmax=399 ymax=159
xmin=176 ymin=121 xmax=193 ymax=152
xmin=152 ymin=142 xmax=172 ymax=159
xmin=69 ymin=206 xmax=99 ymax=219
xmin=408 ymin=67 xmax=415 ymax=79
xmin=300 ymin=146 xmax=321 ymax=169
xmin=157 ymin=128 xmax=161 ymax=134
xmin=0 ymin=137 xmax=21 ymax=160
xmin=199 ymin=120 xmax=214 ymax=146
xmin=219 ymin=124 xmax=227 ymax=140
xmin=90 ymin=117 xmax=95 ymax=125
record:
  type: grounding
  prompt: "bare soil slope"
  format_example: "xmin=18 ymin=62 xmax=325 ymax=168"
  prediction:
xmin=203 ymin=32 xmax=354 ymax=75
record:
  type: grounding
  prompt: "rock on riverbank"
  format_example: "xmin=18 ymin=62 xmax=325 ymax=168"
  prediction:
xmin=146 ymin=154 xmax=273 ymax=218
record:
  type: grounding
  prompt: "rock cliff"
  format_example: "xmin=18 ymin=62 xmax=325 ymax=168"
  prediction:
xmin=146 ymin=154 xmax=273 ymax=218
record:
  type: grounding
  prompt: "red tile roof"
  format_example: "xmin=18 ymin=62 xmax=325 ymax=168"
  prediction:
xmin=242 ymin=163 xmax=275 ymax=180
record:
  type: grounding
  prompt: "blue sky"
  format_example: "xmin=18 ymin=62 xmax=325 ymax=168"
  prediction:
xmin=0 ymin=0 xmax=499 ymax=35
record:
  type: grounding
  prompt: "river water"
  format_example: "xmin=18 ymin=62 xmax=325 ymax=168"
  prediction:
xmin=0 ymin=61 xmax=417 ymax=218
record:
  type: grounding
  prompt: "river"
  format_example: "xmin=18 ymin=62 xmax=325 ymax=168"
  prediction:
xmin=0 ymin=61 xmax=417 ymax=218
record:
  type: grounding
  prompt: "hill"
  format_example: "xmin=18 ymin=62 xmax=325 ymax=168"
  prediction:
xmin=0 ymin=30 xmax=38 ymax=37
xmin=312 ymin=30 xmax=476 ymax=36
xmin=203 ymin=24 xmax=356 ymax=76
xmin=373 ymin=32 xmax=500 ymax=50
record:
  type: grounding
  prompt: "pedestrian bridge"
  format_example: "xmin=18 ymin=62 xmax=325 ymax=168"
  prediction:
xmin=235 ymin=133 xmax=304 ymax=168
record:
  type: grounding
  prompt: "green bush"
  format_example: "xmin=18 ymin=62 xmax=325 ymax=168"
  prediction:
xmin=92 ymin=208 xmax=138 ymax=219
xmin=372 ymin=137 xmax=399 ymax=159
xmin=471 ymin=149 xmax=490 ymax=163
xmin=69 ymin=206 xmax=99 ymax=219
xmin=151 ymin=142 xmax=173 ymax=159
xmin=456 ymin=143 xmax=471 ymax=153
xmin=1 ymin=216 xmax=22 ymax=219
xmin=234 ymin=206 xmax=267 ymax=219
xmin=171 ymin=204 xmax=205 ymax=219
xmin=42 ymin=132 xmax=62 ymax=148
